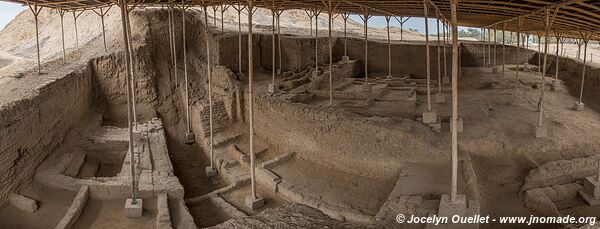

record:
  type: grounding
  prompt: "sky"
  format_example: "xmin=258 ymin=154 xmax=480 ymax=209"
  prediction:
xmin=0 ymin=2 xmax=463 ymax=34
xmin=0 ymin=2 xmax=25 ymax=30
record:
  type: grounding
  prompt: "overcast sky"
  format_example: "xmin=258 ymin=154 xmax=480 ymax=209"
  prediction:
xmin=0 ymin=2 xmax=457 ymax=34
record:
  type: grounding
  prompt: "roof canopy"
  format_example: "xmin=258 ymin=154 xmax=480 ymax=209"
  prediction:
xmin=4 ymin=0 xmax=600 ymax=39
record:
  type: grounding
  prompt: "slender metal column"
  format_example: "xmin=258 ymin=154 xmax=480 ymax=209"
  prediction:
xmin=232 ymin=4 xmax=246 ymax=76
xmin=181 ymin=1 xmax=192 ymax=135
xmin=537 ymin=32 xmax=542 ymax=72
xmin=304 ymin=10 xmax=314 ymax=37
xmin=443 ymin=21 xmax=447 ymax=82
xmin=125 ymin=4 xmax=138 ymax=129
xmin=493 ymin=27 xmax=497 ymax=67
xmin=450 ymin=0 xmax=459 ymax=203
xmin=277 ymin=10 xmax=282 ymax=76
xmin=247 ymin=0 xmax=258 ymax=201
xmin=394 ymin=16 xmax=410 ymax=41
xmin=271 ymin=4 xmax=276 ymax=85
xmin=73 ymin=10 xmax=83 ymax=48
xmin=342 ymin=13 xmax=349 ymax=57
xmin=515 ymin=17 xmax=523 ymax=96
xmin=200 ymin=4 xmax=215 ymax=170
xmin=538 ymin=8 xmax=558 ymax=127
xmin=59 ymin=9 xmax=66 ymax=64
xmin=436 ymin=12 xmax=441 ymax=94
xmin=326 ymin=1 xmax=338 ymax=105
xmin=578 ymin=32 xmax=591 ymax=105
xmin=424 ymin=0 xmax=432 ymax=112
xmin=314 ymin=10 xmax=321 ymax=72
xmin=118 ymin=0 xmax=137 ymax=205
xmin=167 ymin=3 xmax=177 ymax=87
xmin=212 ymin=5 xmax=218 ymax=27
xmin=554 ymin=30 xmax=562 ymax=83
xmin=386 ymin=15 xmax=392 ymax=78
xmin=481 ymin=27 xmax=485 ymax=67
xmin=92 ymin=7 xmax=111 ymax=52
xmin=359 ymin=10 xmax=372 ymax=85
xmin=220 ymin=5 xmax=230 ymax=34
xmin=502 ymin=23 xmax=506 ymax=78
xmin=28 ymin=3 xmax=42 ymax=74
xmin=487 ymin=28 xmax=491 ymax=66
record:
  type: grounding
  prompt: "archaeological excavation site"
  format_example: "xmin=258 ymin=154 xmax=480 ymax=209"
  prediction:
xmin=2 ymin=0 xmax=600 ymax=228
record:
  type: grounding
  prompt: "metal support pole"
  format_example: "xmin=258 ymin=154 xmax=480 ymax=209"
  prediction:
xmin=328 ymin=1 xmax=334 ymax=105
xmin=305 ymin=10 xmax=314 ymax=37
xmin=450 ymin=0 xmax=459 ymax=203
xmin=436 ymin=13 xmax=441 ymax=94
xmin=314 ymin=10 xmax=321 ymax=72
xmin=182 ymin=2 xmax=191 ymax=135
xmin=247 ymin=0 xmax=257 ymax=200
xmin=212 ymin=6 xmax=217 ymax=27
xmin=167 ymin=3 xmax=177 ymax=87
xmin=59 ymin=9 xmax=66 ymax=64
xmin=342 ymin=13 xmax=349 ymax=57
xmin=554 ymin=31 xmax=562 ymax=83
xmin=481 ymin=27 xmax=485 ymax=67
xmin=28 ymin=3 xmax=42 ymax=74
xmin=125 ymin=5 xmax=137 ymax=129
xmin=579 ymin=33 xmax=590 ymax=104
xmin=443 ymin=22 xmax=447 ymax=82
xmin=424 ymin=0 xmax=431 ymax=112
xmin=233 ymin=4 xmax=245 ymax=75
xmin=271 ymin=5 xmax=276 ymax=85
xmin=118 ymin=0 xmax=137 ymax=205
xmin=394 ymin=16 xmax=410 ymax=41
xmin=386 ymin=16 xmax=392 ymax=78
xmin=202 ymin=4 xmax=215 ymax=170
xmin=92 ymin=7 xmax=111 ymax=52
xmin=487 ymin=29 xmax=491 ymax=66
xmin=73 ymin=11 xmax=83 ymax=48
xmin=277 ymin=11 xmax=282 ymax=76
xmin=515 ymin=17 xmax=523 ymax=96
xmin=502 ymin=23 xmax=506 ymax=78
xmin=360 ymin=11 xmax=371 ymax=84
xmin=537 ymin=33 xmax=542 ymax=72
xmin=493 ymin=27 xmax=497 ymax=67
xmin=538 ymin=8 xmax=558 ymax=127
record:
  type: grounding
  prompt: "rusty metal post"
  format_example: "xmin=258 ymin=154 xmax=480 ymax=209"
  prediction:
xmin=450 ymin=0 xmax=459 ymax=203
xmin=125 ymin=4 xmax=138 ymax=129
xmin=28 ymin=3 xmax=42 ymax=74
xmin=424 ymin=0 xmax=432 ymax=111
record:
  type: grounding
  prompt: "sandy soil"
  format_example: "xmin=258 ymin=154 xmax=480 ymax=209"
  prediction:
xmin=73 ymin=198 xmax=157 ymax=229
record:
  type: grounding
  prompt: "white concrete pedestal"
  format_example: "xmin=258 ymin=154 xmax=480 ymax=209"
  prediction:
xmin=432 ymin=195 xmax=480 ymax=229
xmin=362 ymin=83 xmax=372 ymax=92
xmin=312 ymin=70 xmax=321 ymax=78
xmin=268 ymin=83 xmax=279 ymax=94
xmin=205 ymin=166 xmax=218 ymax=178
xmin=578 ymin=176 xmax=600 ymax=206
xmin=277 ymin=69 xmax=281 ymax=76
xmin=551 ymin=80 xmax=561 ymax=91
xmin=574 ymin=102 xmax=585 ymax=111
xmin=435 ymin=93 xmax=445 ymax=103
xmin=124 ymin=198 xmax=143 ymax=218
xmin=422 ymin=111 xmax=437 ymax=124
xmin=245 ymin=194 xmax=265 ymax=210
xmin=442 ymin=77 xmax=450 ymax=85
xmin=184 ymin=132 xmax=195 ymax=144
xmin=342 ymin=56 xmax=350 ymax=62
xmin=534 ymin=124 xmax=547 ymax=138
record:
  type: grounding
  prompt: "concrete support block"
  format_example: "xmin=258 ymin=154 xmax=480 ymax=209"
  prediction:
xmin=184 ymin=132 xmax=195 ymax=145
xmin=578 ymin=176 xmax=600 ymax=206
xmin=236 ymin=73 xmax=245 ymax=80
xmin=435 ymin=93 xmax=445 ymax=103
xmin=205 ymin=166 xmax=218 ymax=178
xmin=8 ymin=193 xmax=38 ymax=213
xmin=422 ymin=110 xmax=437 ymax=124
xmin=362 ymin=83 xmax=372 ymax=92
xmin=491 ymin=67 xmax=498 ymax=73
xmin=434 ymin=194 xmax=480 ymax=229
xmin=245 ymin=194 xmax=265 ymax=210
xmin=342 ymin=56 xmax=350 ymax=62
xmin=534 ymin=124 xmax=548 ymax=138
xmin=574 ymin=102 xmax=585 ymax=111
xmin=268 ymin=83 xmax=279 ymax=94
xmin=277 ymin=69 xmax=281 ymax=76
xmin=442 ymin=77 xmax=450 ymax=85
xmin=124 ymin=198 xmax=143 ymax=218
xmin=450 ymin=117 xmax=464 ymax=132
xmin=551 ymin=80 xmax=561 ymax=91
xmin=312 ymin=70 xmax=321 ymax=78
